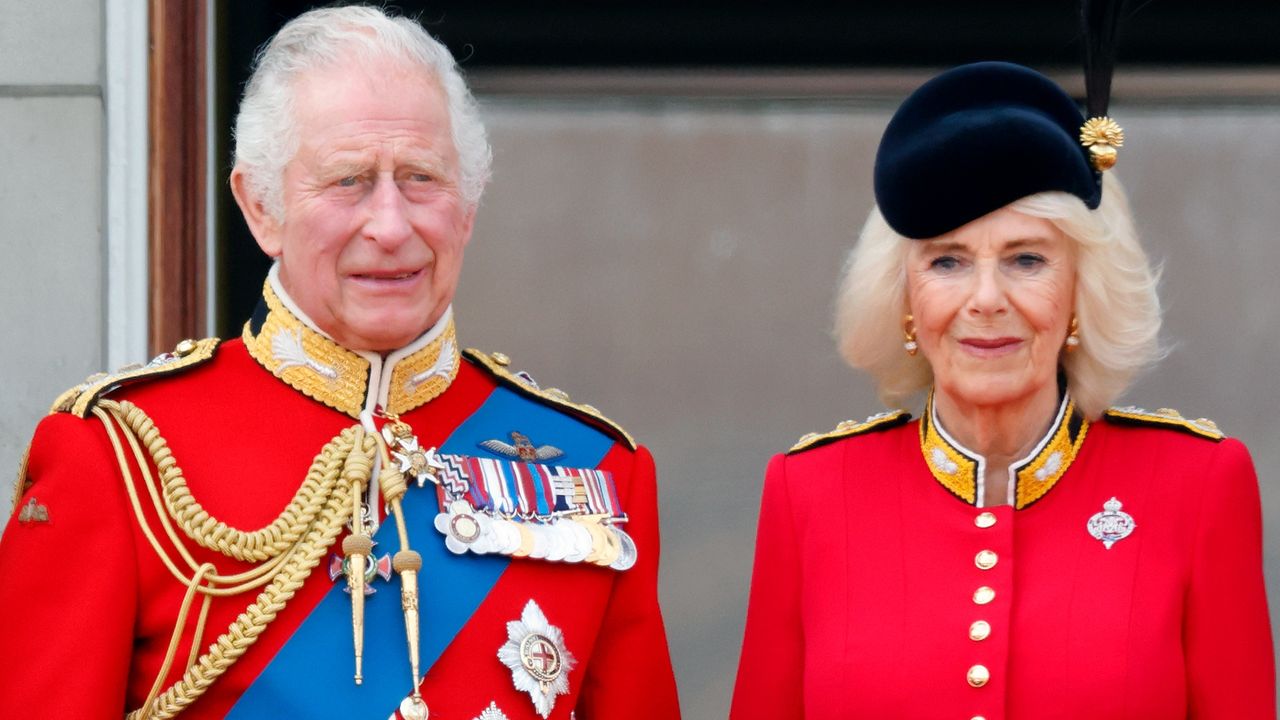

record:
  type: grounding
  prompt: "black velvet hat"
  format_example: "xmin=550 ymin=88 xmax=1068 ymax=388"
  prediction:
xmin=874 ymin=62 xmax=1105 ymax=240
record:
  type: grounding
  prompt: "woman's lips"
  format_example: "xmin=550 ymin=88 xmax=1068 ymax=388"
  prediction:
xmin=959 ymin=337 xmax=1023 ymax=358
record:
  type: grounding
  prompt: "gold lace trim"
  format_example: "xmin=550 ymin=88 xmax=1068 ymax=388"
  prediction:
xmin=919 ymin=391 xmax=1088 ymax=509
xmin=242 ymin=281 xmax=459 ymax=418
xmin=788 ymin=410 xmax=910 ymax=454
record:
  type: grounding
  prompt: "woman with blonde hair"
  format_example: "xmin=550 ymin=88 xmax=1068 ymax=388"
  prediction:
xmin=730 ymin=57 xmax=1274 ymax=720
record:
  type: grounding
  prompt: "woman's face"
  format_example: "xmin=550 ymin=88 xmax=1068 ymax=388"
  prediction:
xmin=905 ymin=206 xmax=1076 ymax=412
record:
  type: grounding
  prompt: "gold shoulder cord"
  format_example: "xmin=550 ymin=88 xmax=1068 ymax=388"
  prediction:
xmin=91 ymin=399 xmax=375 ymax=720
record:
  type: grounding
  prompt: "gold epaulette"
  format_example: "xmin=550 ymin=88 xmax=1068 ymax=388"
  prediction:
xmin=49 ymin=338 xmax=221 ymax=418
xmin=463 ymin=348 xmax=637 ymax=450
xmin=1103 ymin=405 xmax=1225 ymax=442
xmin=788 ymin=409 xmax=912 ymax=454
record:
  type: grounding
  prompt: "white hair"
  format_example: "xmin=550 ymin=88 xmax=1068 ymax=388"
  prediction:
xmin=835 ymin=174 xmax=1164 ymax=420
xmin=233 ymin=5 xmax=492 ymax=219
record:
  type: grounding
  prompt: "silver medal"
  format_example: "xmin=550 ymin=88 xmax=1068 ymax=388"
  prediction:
xmin=563 ymin=519 xmax=594 ymax=563
xmin=608 ymin=526 xmax=638 ymax=571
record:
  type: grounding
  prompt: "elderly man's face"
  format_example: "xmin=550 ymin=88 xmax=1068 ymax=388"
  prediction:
xmin=905 ymin=206 xmax=1076 ymax=414
xmin=236 ymin=55 xmax=474 ymax=352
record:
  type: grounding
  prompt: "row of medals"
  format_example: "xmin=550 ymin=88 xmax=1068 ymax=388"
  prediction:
xmin=382 ymin=423 xmax=639 ymax=571
xmin=439 ymin=499 xmax=638 ymax=571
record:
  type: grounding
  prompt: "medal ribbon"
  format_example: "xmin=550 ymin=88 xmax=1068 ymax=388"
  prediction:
xmin=432 ymin=456 xmax=624 ymax=520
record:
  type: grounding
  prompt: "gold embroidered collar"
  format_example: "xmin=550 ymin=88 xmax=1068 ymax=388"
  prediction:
xmin=242 ymin=268 xmax=460 ymax=418
xmin=919 ymin=390 xmax=1089 ymax=509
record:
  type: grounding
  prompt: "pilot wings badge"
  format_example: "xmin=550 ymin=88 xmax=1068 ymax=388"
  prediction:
xmin=479 ymin=431 xmax=564 ymax=462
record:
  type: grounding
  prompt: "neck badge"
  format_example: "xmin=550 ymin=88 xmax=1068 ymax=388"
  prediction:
xmin=498 ymin=600 xmax=576 ymax=719
xmin=1087 ymin=497 xmax=1136 ymax=549
xmin=328 ymin=544 xmax=393 ymax=593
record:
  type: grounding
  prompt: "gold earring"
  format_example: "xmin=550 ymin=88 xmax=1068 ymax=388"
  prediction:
xmin=903 ymin=314 xmax=918 ymax=356
xmin=1064 ymin=316 xmax=1080 ymax=352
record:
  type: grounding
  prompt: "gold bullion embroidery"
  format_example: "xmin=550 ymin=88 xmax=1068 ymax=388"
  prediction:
xmin=465 ymin=349 xmax=636 ymax=450
xmin=919 ymin=396 xmax=979 ymax=504
xmin=1103 ymin=406 xmax=1225 ymax=441
xmin=1013 ymin=396 xmax=1089 ymax=508
xmin=242 ymin=280 xmax=459 ymax=418
xmin=919 ymin=391 xmax=1088 ymax=509
xmin=788 ymin=409 xmax=911 ymax=454
xmin=242 ymin=282 xmax=367 ymax=417
xmin=50 ymin=337 xmax=221 ymax=418
xmin=387 ymin=330 xmax=460 ymax=415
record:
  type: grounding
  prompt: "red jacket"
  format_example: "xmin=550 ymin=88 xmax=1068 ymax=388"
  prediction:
xmin=732 ymin=401 xmax=1274 ymax=719
xmin=0 ymin=286 xmax=679 ymax=720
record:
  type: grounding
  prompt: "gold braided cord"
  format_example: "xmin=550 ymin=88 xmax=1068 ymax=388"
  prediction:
xmin=107 ymin=400 xmax=345 ymax=563
xmin=89 ymin=401 xmax=375 ymax=720
xmin=95 ymin=404 xmax=293 ymax=596
xmin=124 ymin=474 xmax=353 ymax=720
xmin=139 ymin=563 xmax=216 ymax=717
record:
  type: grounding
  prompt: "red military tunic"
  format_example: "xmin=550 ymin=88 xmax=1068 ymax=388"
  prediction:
xmin=731 ymin=393 xmax=1274 ymax=719
xmin=0 ymin=276 xmax=679 ymax=720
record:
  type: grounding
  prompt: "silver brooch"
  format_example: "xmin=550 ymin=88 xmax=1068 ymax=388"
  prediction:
xmin=1087 ymin=496 xmax=1136 ymax=549
xmin=498 ymin=600 xmax=576 ymax=718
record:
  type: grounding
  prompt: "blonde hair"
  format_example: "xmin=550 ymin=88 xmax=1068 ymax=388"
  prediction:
xmin=835 ymin=174 xmax=1163 ymax=419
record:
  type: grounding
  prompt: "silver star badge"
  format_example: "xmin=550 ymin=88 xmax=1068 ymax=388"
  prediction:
xmin=498 ymin=600 xmax=576 ymax=718
xmin=471 ymin=702 xmax=510 ymax=720
xmin=1087 ymin=496 xmax=1136 ymax=549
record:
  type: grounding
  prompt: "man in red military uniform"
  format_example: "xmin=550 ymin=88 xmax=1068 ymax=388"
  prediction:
xmin=0 ymin=6 xmax=680 ymax=719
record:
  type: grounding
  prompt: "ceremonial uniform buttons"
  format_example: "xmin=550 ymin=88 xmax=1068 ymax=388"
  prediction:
xmin=974 ymin=511 xmax=996 ymax=528
xmin=491 ymin=352 xmax=511 ymax=366
xmin=967 ymin=664 xmax=990 ymax=687
xmin=975 ymin=550 xmax=998 ymax=570
xmin=971 ymin=716 xmax=987 ymax=720
xmin=969 ymin=620 xmax=991 ymax=641
xmin=973 ymin=586 xmax=995 ymax=605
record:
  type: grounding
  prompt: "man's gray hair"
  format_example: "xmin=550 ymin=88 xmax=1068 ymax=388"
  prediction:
xmin=233 ymin=5 xmax=492 ymax=219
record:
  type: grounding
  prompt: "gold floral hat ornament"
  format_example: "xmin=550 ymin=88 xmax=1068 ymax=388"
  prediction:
xmin=1078 ymin=0 xmax=1128 ymax=172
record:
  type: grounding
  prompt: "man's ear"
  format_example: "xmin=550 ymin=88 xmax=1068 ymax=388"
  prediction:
xmin=230 ymin=166 xmax=283 ymax=257
xmin=460 ymin=204 xmax=477 ymax=248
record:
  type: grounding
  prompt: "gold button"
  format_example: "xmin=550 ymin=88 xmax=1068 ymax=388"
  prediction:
xmin=973 ymin=586 xmax=995 ymax=605
xmin=491 ymin=352 xmax=511 ymax=366
xmin=972 ymin=716 xmax=987 ymax=720
xmin=967 ymin=664 xmax=990 ymax=687
xmin=969 ymin=620 xmax=991 ymax=641
xmin=975 ymin=511 xmax=996 ymax=528
xmin=975 ymin=550 xmax=998 ymax=570
xmin=174 ymin=338 xmax=197 ymax=357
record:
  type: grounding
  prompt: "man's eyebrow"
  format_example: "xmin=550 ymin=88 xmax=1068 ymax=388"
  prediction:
xmin=315 ymin=157 xmax=372 ymax=178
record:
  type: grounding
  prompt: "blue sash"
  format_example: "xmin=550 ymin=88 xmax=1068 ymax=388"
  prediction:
xmin=226 ymin=387 xmax=615 ymax=718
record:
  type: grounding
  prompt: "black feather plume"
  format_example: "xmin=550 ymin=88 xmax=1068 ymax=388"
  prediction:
xmin=1080 ymin=0 xmax=1128 ymax=118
